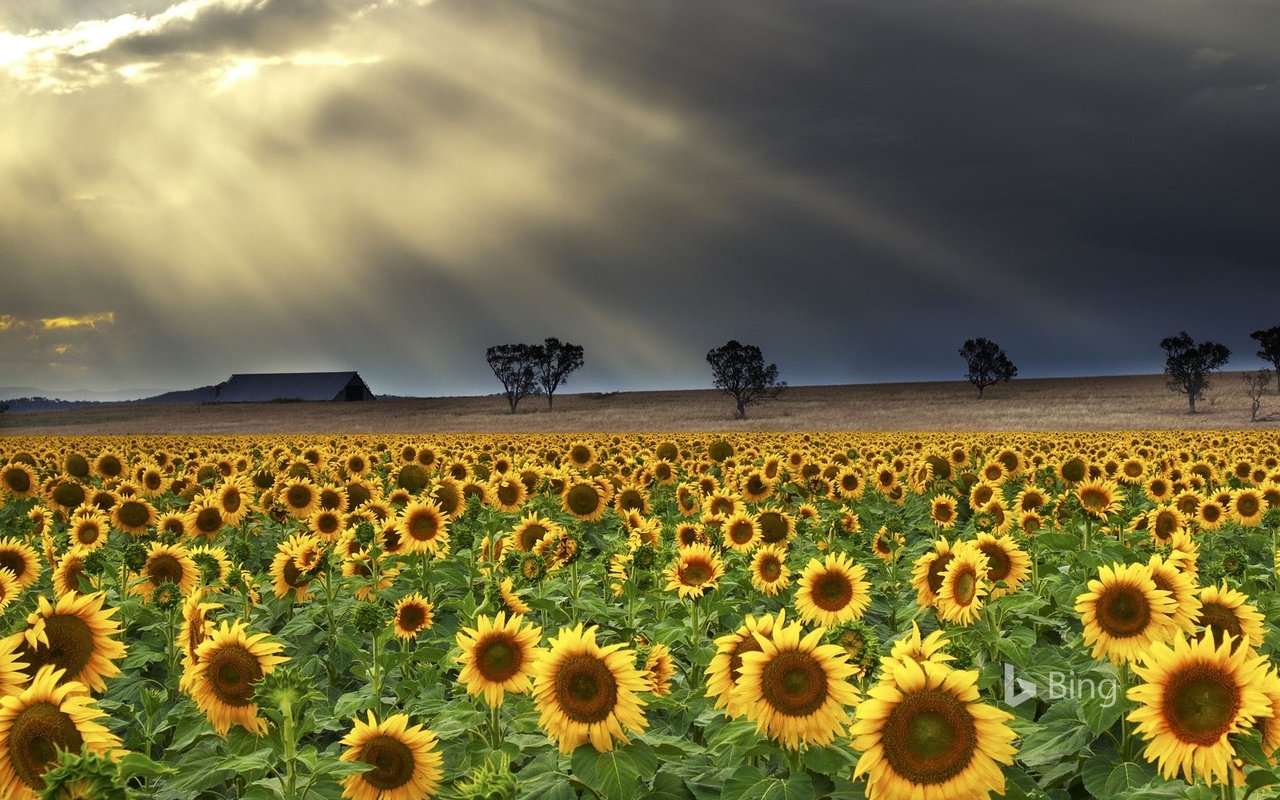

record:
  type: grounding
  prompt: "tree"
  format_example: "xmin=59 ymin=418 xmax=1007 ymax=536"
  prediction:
xmin=706 ymin=340 xmax=786 ymax=419
xmin=485 ymin=344 xmax=539 ymax=414
xmin=1251 ymin=327 xmax=1280 ymax=385
xmin=0 ymin=401 xmax=8 ymax=414
xmin=959 ymin=338 xmax=1017 ymax=398
xmin=1243 ymin=369 xmax=1271 ymax=422
xmin=1161 ymin=331 xmax=1230 ymax=414
xmin=531 ymin=337 xmax=584 ymax=410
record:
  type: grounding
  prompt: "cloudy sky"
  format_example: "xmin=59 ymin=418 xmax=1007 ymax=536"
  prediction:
xmin=2 ymin=0 xmax=1277 ymax=398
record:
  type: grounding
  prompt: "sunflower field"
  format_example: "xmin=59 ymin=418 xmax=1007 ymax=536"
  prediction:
xmin=0 ymin=432 xmax=1279 ymax=800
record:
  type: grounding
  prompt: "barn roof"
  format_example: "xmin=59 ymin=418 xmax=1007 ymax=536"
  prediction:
xmin=215 ymin=372 xmax=372 ymax=403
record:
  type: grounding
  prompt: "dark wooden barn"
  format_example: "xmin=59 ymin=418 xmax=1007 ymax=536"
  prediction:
xmin=213 ymin=372 xmax=375 ymax=403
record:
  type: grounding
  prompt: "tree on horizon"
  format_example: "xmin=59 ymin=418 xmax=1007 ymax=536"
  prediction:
xmin=706 ymin=340 xmax=785 ymax=419
xmin=1161 ymin=331 xmax=1230 ymax=414
xmin=1251 ymin=326 xmax=1280 ymax=387
xmin=531 ymin=338 xmax=584 ymax=410
xmin=959 ymin=337 xmax=1017 ymax=398
xmin=485 ymin=344 xmax=539 ymax=414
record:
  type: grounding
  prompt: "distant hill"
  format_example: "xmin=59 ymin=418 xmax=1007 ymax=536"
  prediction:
xmin=137 ymin=385 xmax=220 ymax=404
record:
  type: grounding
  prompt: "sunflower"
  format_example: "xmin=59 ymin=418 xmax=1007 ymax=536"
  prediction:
xmin=1127 ymin=632 xmax=1273 ymax=786
xmin=750 ymin=545 xmax=792 ymax=596
xmin=1196 ymin=584 xmax=1265 ymax=652
xmin=1014 ymin=487 xmax=1048 ymax=515
xmin=131 ymin=542 xmax=198 ymax=602
xmin=278 ymin=478 xmax=320 ymax=519
xmin=499 ymin=577 xmax=531 ymax=615
xmin=155 ymin=512 xmax=190 ymax=539
xmin=110 ymin=496 xmax=156 ymax=536
xmin=851 ymin=659 xmax=1017 ymax=800
xmin=973 ymin=533 xmax=1030 ymax=598
xmin=755 ymin=508 xmax=795 ymax=545
xmin=928 ymin=496 xmax=958 ymax=530
xmin=0 ymin=570 xmax=18 ymax=615
xmin=0 ymin=666 xmax=123 ymax=800
xmin=0 ymin=539 xmax=41 ymax=591
xmin=455 ymin=612 xmax=542 ymax=706
xmin=0 ymin=636 xmax=26 ymax=698
xmin=184 ymin=620 xmax=287 ymax=735
xmin=878 ymin=622 xmax=955 ymax=687
xmin=176 ymin=592 xmax=222 ymax=693
xmin=910 ymin=538 xmax=954 ymax=609
xmin=17 ymin=592 xmax=125 ymax=694
xmin=736 ymin=617 xmax=861 ymax=748
xmin=1075 ymin=562 xmax=1178 ymax=664
xmin=721 ymin=513 xmax=759 ymax=552
xmin=491 ymin=478 xmax=527 ymax=513
xmin=706 ymin=611 xmax=784 ymax=717
xmin=307 ymin=508 xmax=344 ymax=540
xmin=0 ymin=463 xmax=38 ymax=500
xmin=340 ymin=711 xmax=443 ymax=800
xmin=531 ymin=624 xmax=648 ymax=753
xmin=1231 ymin=488 xmax=1265 ymax=526
xmin=664 ymin=544 xmax=724 ymax=600
xmin=183 ymin=498 xmax=225 ymax=541
xmin=643 ymin=643 xmax=674 ymax=696
xmin=509 ymin=512 xmax=558 ymax=553
xmin=212 ymin=478 xmax=251 ymax=527
xmin=935 ymin=544 xmax=989 ymax=626
xmin=270 ymin=535 xmax=320 ymax=603
xmin=392 ymin=594 xmax=435 ymax=640
xmin=67 ymin=510 xmax=110 ymax=553
xmin=1147 ymin=554 xmax=1202 ymax=636
xmin=561 ymin=479 xmax=607 ymax=522
xmin=1196 ymin=499 xmax=1226 ymax=531
xmin=396 ymin=501 xmax=450 ymax=557
xmin=795 ymin=553 xmax=871 ymax=627
xmin=1147 ymin=505 xmax=1186 ymax=546
xmin=1077 ymin=478 xmax=1122 ymax=518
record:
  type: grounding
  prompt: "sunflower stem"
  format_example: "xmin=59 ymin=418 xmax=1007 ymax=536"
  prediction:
xmin=489 ymin=701 xmax=503 ymax=750
xmin=784 ymin=746 xmax=804 ymax=776
xmin=281 ymin=694 xmax=298 ymax=798
xmin=1119 ymin=662 xmax=1133 ymax=761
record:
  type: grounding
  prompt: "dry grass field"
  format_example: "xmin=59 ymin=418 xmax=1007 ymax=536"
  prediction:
xmin=2 ymin=372 xmax=1276 ymax=435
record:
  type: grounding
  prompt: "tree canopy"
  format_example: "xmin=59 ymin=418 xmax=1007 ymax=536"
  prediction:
xmin=959 ymin=338 xmax=1017 ymax=398
xmin=1161 ymin=331 xmax=1230 ymax=414
xmin=485 ymin=344 xmax=539 ymax=414
xmin=531 ymin=338 xmax=584 ymax=410
xmin=706 ymin=340 xmax=785 ymax=419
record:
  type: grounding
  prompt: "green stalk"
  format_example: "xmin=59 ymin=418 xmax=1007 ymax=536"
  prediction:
xmin=281 ymin=694 xmax=298 ymax=799
xmin=489 ymin=702 xmax=503 ymax=751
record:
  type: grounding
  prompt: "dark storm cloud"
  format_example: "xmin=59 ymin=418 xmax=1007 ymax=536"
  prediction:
xmin=2 ymin=0 xmax=1278 ymax=396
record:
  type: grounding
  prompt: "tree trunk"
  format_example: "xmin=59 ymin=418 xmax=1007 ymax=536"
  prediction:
xmin=547 ymin=392 xmax=554 ymax=410
xmin=508 ymin=394 xmax=518 ymax=414
xmin=736 ymin=398 xmax=746 ymax=419
xmin=977 ymin=384 xmax=985 ymax=399
xmin=1188 ymin=394 xmax=1197 ymax=414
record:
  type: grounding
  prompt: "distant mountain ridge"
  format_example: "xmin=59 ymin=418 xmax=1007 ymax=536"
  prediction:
xmin=2 ymin=385 xmax=220 ymax=413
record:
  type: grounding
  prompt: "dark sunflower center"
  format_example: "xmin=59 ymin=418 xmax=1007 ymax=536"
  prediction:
xmin=1237 ymin=496 xmax=1260 ymax=517
xmin=1198 ymin=603 xmax=1243 ymax=650
xmin=117 ymin=500 xmax=150 ymax=529
xmin=477 ymin=634 xmax=523 ymax=682
xmin=882 ymin=688 xmax=978 ymax=785
xmin=6 ymin=701 xmax=83 ymax=790
xmin=709 ymin=497 xmax=734 ymax=516
xmin=926 ymin=553 xmax=954 ymax=595
xmin=195 ymin=508 xmax=222 ymax=534
xmin=759 ymin=651 xmax=828 ymax=717
xmin=2 ymin=468 xmax=31 ymax=494
xmin=1202 ymin=505 xmax=1222 ymax=522
xmin=1163 ymin=666 xmax=1241 ymax=745
xmin=1096 ymin=585 xmax=1152 ymax=638
xmin=1062 ymin=459 xmax=1087 ymax=482
xmin=147 ymin=554 xmax=185 ymax=585
xmin=978 ymin=544 xmax=1011 ymax=582
xmin=618 ymin=491 xmax=643 ymax=511
xmin=1153 ymin=512 xmax=1179 ymax=539
xmin=398 ymin=604 xmax=426 ymax=632
xmin=359 ymin=734 xmax=416 ymax=790
xmin=680 ymin=559 xmax=713 ymax=586
xmin=222 ymin=490 xmax=241 ymax=513
xmin=729 ymin=522 xmax=754 ymax=544
xmin=20 ymin=614 xmax=95 ymax=682
xmin=286 ymin=486 xmax=314 ymax=510
xmin=52 ymin=481 xmax=85 ymax=509
xmin=1080 ymin=489 xmax=1108 ymax=512
xmin=812 ymin=571 xmax=854 ymax=611
xmin=566 ymin=485 xmax=601 ymax=516
xmin=76 ymin=522 xmax=102 ymax=545
xmin=98 ymin=456 xmax=122 ymax=478
xmin=758 ymin=513 xmax=787 ymax=543
xmin=498 ymin=484 xmax=521 ymax=506
xmin=933 ymin=504 xmax=954 ymax=523
xmin=519 ymin=524 xmax=548 ymax=551
xmin=205 ymin=644 xmax=263 ymax=707
xmin=952 ymin=569 xmax=977 ymax=604
xmin=555 ymin=654 xmax=618 ymax=724
xmin=407 ymin=511 xmax=439 ymax=541
xmin=282 ymin=560 xmax=310 ymax=589
xmin=758 ymin=556 xmax=782 ymax=581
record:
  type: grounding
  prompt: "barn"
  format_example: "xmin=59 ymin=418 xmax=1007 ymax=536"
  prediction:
xmin=213 ymin=372 xmax=375 ymax=403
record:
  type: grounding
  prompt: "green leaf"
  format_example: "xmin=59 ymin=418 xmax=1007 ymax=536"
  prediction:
xmin=1080 ymin=754 xmax=1113 ymax=798
xmin=722 ymin=767 xmax=815 ymax=800
xmin=571 ymin=742 xmax=658 ymax=800
xmin=1103 ymin=761 xmax=1158 ymax=795
xmin=802 ymin=744 xmax=858 ymax=777
xmin=1245 ymin=768 xmax=1280 ymax=799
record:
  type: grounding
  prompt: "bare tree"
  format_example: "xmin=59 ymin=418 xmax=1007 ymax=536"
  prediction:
xmin=959 ymin=338 xmax=1017 ymax=398
xmin=1161 ymin=331 xmax=1230 ymax=414
xmin=1251 ymin=327 xmax=1280 ymax=387
xmin=532 ymin=338 xmax=584 ymax=410
xmin=707 ymin=340 xmax=785 ymax=419
xmin=1244 ymin=369 xmax=1272 ymax=422
xmin=485 ymin=344 xmax=539 ymax=414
